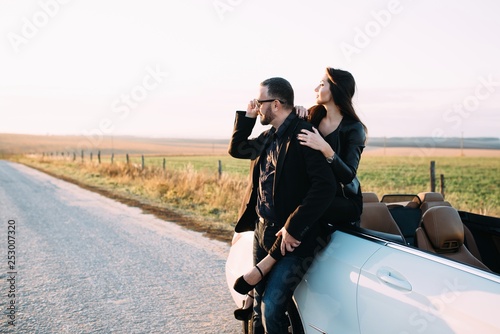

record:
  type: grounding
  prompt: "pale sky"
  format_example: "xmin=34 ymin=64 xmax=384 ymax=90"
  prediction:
xmin=1 ymin=0 xmax=499 ymax=142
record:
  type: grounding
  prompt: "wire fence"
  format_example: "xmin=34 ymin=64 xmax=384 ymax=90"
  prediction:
xmin=36 ymin=151 xmax=226 ymax=179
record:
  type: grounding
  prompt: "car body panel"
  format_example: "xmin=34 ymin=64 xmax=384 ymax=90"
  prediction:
xmin=226 ymin=208 xmax=500 ymax=333
xmin=293 ymin=232 xmax=381 ymax=334
xmin=225 ymin=231 xmax=254 ymax=307
xmin=357 ymin=244 xmax=500 ymax=333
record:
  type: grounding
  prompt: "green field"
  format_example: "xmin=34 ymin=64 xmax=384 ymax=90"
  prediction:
xmin=357 ymin=156 xmax=500 ymax=215
xmin=171 ymin=155 xmax=499 ymax=216
xmin=125 ymin=155 xmax=252 ymax=176
xmin=4 ymin=133 xmax=499 ymax=243
xmin=119 ymin=155 xmax=500 ymax=208
xmin=22 ymin=153 xmax=500 ymax=216
xmin=8 ymin=153 xmax=500 ymax=243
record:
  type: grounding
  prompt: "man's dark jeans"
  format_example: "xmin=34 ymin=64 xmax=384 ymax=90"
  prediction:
xmin=252 ymin=221 xmax=311 ymax=334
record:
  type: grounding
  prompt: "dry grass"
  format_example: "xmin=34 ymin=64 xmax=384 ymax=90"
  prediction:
xmin=4 ymin=134 xmax=499 ymax=243
xmin=13 ymin=155 xmax=247 ymax=243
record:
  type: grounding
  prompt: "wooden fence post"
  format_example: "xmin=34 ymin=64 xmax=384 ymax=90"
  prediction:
xmin=90 ymin=152 xmax=93 ymax=162
xmin=126 ymin=154 xmax=129 ymax=165
xmin=98 ymin=151 xmax=101 ymax=164
xmin=81 ymin=150 xmax=84 ymax=162
xmin=440 ymin=174 xmax=446 ymax=198
xmin=430 ymin=161 xmax=436 ymax=192
xmin=73 ymin=152 xmax=76 ymax=161
xmin=163 ymin=158 xmax=166 ymax=175
xmin=141 ymin=155 xmax=145 ymax=170
xmin=111 ymin=153 xmax=114 ymax=164
xmin=218 ymin=160 xmax=222 ymax=179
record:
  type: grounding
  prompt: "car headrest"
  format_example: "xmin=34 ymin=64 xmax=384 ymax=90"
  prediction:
xmin=420 ymin=200 xmax=452 ymax=213
xmin=418 ymin=192 xmax=444 ymax=203
xmin=362 ymin=192 xmax=379 ymax=203
xmin=421 ymin=206 xmax=464 ymax=252
xmin=360 ymin=202 xmax=402 ymax=237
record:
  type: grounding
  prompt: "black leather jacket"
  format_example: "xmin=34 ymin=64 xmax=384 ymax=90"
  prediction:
xmin=328 ymin=117 xmax=366 ymax=187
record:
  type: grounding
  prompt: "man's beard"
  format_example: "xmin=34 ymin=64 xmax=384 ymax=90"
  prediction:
xmin=259 ymin=105 xmax=274 ymax=125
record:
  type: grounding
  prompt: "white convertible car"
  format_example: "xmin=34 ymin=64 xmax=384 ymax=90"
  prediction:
xmin=226 ymin=192 xmax=500 ymax=334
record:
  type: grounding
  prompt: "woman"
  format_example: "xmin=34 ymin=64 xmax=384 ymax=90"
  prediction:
xmin=233 ymin=67 xmax=367 ymax=311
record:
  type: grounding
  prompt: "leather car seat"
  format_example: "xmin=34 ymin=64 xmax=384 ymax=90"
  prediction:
xmin=415 ymin=206 xmax=490 ymax=272
xmin=418 ymin=192 xmax=452 ymax=213
xmin=362 ymin=192 xmax=379 ymax=203
xmin=360 ymin=202 xmax=405 ymax=241
xmin=417 ymin=192 xmax=482 ymax=261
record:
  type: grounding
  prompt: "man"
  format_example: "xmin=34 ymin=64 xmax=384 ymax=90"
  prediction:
xmin=228 ymin=77 xmax=336 ymax=333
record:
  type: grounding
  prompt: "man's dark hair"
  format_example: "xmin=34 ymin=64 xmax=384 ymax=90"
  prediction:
xmin=261 ymin=77 xmax=294 ymax=109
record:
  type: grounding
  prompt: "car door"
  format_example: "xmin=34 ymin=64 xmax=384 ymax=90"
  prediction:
xmin=293 ymin=231 xmax=382 ymax=334
xmin=357 ymin=244 xmax=500 ymax=334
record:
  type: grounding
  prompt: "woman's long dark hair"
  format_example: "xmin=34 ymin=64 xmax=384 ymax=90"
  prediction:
xmin=309 ymin=67 xmax=367 ymax=134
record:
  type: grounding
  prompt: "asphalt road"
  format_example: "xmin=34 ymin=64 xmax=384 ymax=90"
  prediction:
xmin=0 ymin=160 xmax=242 ymax=333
